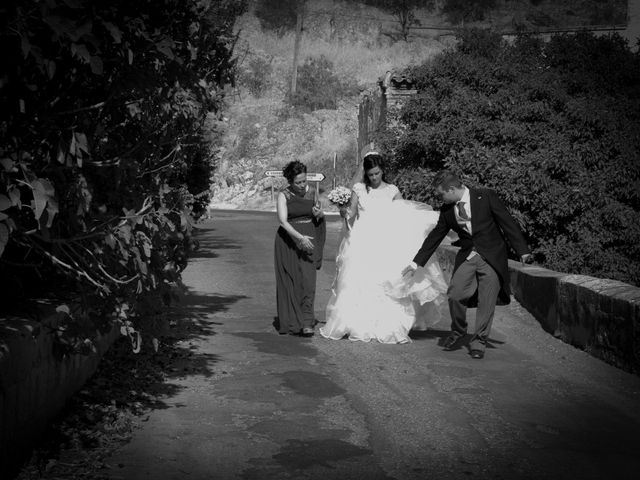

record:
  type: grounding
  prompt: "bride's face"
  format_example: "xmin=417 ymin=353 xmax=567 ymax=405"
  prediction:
xmin=366 ymin=166 xmax=383 ymax=188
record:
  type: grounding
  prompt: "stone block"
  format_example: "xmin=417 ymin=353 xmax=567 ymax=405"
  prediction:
xmin=0 ymin=311 xmax=119 ymax=476
xmin=16 ymin=379 xmax=31 ymax=433
xmin=0 ymin=382 xmax=18 ymax=474
xmin=509 ymin=263 xmax=564 ymax=335
xmin=556 ymin=275 xmax=640 ymax=373
xmin=0 ymin=390 xmax=4 ymax=457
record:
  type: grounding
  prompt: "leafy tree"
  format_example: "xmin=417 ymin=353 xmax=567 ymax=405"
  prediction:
xmin=239 ymin=56 xmax=274 ymax=97
xmin=359 ymin=0 xmax=436 ymax=40
xmin=385 ymin=29 xmax=640 ymax=286
xmin=291 ymin=55 xmax=347 ymax=111
xmin=254 ymin=0 xmax=303 ymax=36
xmin=441 ymin=0 xmax=498 ymax=24
xmin=0 ymin=0 xmax=247 ymax=352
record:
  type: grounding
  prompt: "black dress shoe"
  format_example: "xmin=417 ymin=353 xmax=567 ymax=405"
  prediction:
xmin=442 ymin=335 xmax=461 ymax=350
xmin=301 ymin=327 xmax=315 ymax=337
xmin=470 ymin=349 xmax=484 ymax=359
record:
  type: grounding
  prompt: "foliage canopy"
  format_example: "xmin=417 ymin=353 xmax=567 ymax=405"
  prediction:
xmin=254 ymin=0 xmax=302 ymax=36
xmin=356 ymin=0 xmax=436 ymax=40
xmin=385 ymin=29 xmax=640 ymax=286
xmin=0 ymin=0 xmax=247 ymax=351
xmin=291 ymin=55 xmax=349 ymax=111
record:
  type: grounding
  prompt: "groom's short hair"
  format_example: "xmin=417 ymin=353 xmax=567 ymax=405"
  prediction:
xmin=432 ymin=170 xmax=462 ymax=190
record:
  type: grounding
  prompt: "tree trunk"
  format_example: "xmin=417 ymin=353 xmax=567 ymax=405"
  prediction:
xmin=290 ymin=10 xmax=304 ymax=97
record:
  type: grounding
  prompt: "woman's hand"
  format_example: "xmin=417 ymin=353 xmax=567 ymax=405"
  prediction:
xmin=297 ymin=235 xmax=315 ymax=253
xmin=312 ymin=203 xmax=323 ymax=218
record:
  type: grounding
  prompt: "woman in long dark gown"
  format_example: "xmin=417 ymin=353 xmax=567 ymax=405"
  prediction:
xmin=274 ymin=161 xmax=326 ymax=337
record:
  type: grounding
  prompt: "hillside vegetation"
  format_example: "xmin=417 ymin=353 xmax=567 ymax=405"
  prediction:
xmin=210 ymin=0 xmax=628 ymax=210
xmin=383 ymin=29 xmax=640 ymax=286
xmin=212 ymin=0 xmax=638 ymax=286
xmin=210 ymin=0 xmax=446 ymax=209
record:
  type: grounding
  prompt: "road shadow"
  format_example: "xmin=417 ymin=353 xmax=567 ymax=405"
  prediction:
xmin=154 ymin=288 xmax=248 ymax=384
xmin=168 ymin=290 xmax=246 ymax=340
xmin=410 ymin=330 xmax=505 ymax=353
xmin=15 ymin=290 xmax=246 ymax=478
xmin=189 ymin=229 xmax=241 ymax=260
xmin=409 ymin=328 xmax=450 ymax=341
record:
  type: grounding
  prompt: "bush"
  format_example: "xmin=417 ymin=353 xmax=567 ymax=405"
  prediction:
xmin=0 ymin=0 xmax=247 ymax=350
xmin=456 ymin=27 xmax=504 ymax=57
xmin=441 ymin=0 xmax=498 ymax=24
xmin=291 ymin=55 xmax=345 ymax=111
xmin=239 ymin=56 xmax=273 ymax=97
xmin=383 ymin=29 xmax=640 ymax=286
xmin=254 ymin=0 xmax=301 ymax=36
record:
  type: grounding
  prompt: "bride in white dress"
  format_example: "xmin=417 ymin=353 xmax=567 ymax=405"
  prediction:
xmin=320 ymin=152 xmax=449 ymax=344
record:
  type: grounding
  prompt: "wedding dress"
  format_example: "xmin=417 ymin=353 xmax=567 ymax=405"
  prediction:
xmin=320 ymin=182 xmax=449 ymax=344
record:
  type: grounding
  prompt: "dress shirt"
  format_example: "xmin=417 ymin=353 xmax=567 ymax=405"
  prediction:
xmin=456 ymin=188 xmax=478 ymax=260
xmin=455 ymin=188 xmax=472 ymax=234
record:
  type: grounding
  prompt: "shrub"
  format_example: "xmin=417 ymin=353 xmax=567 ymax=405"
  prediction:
xmin=441 ymin=0 xmax=498 ymax=24
xmin=239 ymin=56 xmax=273 ymax=97
xmin=291 ymin=55 xmax=344 ymax=111
xmin=254 ymin=0 xmax=301 ymax=36
xmin=456 ymin=27 xmax=504 ymax=57
xmin=356 ymin=0 xmax=436 ymax=41
xmin=0 ymin=0 xmax=247 ymax=351
xmin=383 ymin=29 xmax=640 ymax=286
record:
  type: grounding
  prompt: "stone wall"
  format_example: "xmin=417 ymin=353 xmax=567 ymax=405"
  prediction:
xmin=0 ymin=310 xmax=119 ymax=478
xmin=357 ymin=85 xmax=384 ymax=160
xmin=438 ymin=245 xmax=640 ymax=374
xmin=356 ymin=70 xmax=418 ymax=161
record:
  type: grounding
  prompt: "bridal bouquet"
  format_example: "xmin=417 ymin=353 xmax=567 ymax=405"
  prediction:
xmin=327 ymin=186 xmax=352 ymax=207
xmin=328 ymin=186 xmax=353 ymax=231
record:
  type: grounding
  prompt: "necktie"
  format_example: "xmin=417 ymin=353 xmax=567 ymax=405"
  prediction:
xmin=457 ymin=201 xmax=470 ymax=221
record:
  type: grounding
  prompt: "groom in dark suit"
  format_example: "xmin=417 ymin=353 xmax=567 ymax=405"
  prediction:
xmin=402 ymin=170 xmax=531 ymax=359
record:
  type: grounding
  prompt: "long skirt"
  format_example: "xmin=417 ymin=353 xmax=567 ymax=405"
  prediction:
xmin=274 ymin=223 xmax=322 ymax=334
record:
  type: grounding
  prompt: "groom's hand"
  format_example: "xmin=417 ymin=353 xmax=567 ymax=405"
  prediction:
xmin=401 ymin=263 xmax=417 ymax=278
xmin=520 ymin=253 xmax=533 ymax=266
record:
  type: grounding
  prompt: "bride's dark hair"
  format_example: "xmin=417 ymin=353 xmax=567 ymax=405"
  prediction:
xmin=362 ymin=152 xmax=386 ymax=191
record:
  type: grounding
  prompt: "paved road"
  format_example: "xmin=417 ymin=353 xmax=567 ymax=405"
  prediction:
xmin=104 ymin=210 xmax=640 ymax=480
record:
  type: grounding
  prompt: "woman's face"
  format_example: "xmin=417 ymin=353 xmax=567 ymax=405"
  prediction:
xmin=290 ymin=172 xmax=307 ymax=194
xmin=366 ymin=166 xmax=383 ymax=188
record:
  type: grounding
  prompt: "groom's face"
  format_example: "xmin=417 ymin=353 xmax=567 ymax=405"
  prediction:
xmin=435 ymin=185 xmax=457 ymax=204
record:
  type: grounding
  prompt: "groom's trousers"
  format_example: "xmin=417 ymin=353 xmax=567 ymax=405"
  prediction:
xmin=447 ymin=254 xmax=500 ymax=352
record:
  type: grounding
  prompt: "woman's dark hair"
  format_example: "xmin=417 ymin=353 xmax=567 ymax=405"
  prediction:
xmin=362 ymin=152 xmax=386 ymax=190
xmin=282 ymin=160 xmax=307 ymax=183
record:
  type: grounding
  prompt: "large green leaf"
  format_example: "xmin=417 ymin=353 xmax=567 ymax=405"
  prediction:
xmin=103 ymin=22 xmax=123 ymax=44
xmin=0 ymin=158 xmax=14 ymax=171
xmin=32 ymin=180 xmax=48 ymax=220
xmin=0 ymin=223 xmax=8 ymax=258
xmin=0 ymin=195 xmax=11 ymax=211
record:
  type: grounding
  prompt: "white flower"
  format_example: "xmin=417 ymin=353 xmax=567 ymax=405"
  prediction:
xmin=327 ymin=186 xmax=352 ymax=206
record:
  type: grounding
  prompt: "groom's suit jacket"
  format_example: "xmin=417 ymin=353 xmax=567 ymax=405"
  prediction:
xmin=413 ymin=187 xmax=529 ymax=306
